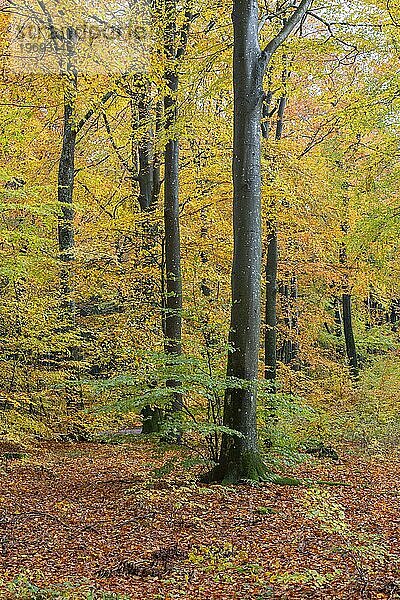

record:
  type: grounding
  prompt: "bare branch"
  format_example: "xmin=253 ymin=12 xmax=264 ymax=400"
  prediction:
xmin=76 ymin=90 xmax=116 ymax=133
xmin=387 ymin=0 xmax=400 ymax=27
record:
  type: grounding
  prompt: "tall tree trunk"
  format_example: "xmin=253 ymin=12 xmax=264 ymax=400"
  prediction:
xmin=163 ymin=0 xmax=182 ymax=411
xmin=137 ymin=84 xmax=156 ymax=212
xmin=134 ymin=94 xmax=164 ymax=433
xmin=217 ymin=0 xmax=265 ymax=482
xmin=278 ymin=280 xmax=290 ymax=363
xmin=277 ymin=275 xmax=299 ymax=365
xmin=141 ymin=0 xmax=189 ymax=431
xmin=210 ymin=0 xmax=312 ymax=483
xmin=138 ymin=95 xmax=164 ymax=430
xmin=58 ymin=27 xmax=77 ymax=323
xmin=264 ymin=230 xmax=278 ymax=384
xmin=340 ymin=230 xmax=358 ymax=378
xmin=290 ymin=274 xmax=299 ymax=363
xmin=57 ymin=28 xmax=83 ymax=410
xmin=152 ymin=101 xmax=163 ymax=207
xmin=264 ymin=94 xmax=286 ymax=387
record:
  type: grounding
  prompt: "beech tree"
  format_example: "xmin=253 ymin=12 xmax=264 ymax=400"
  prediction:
xmin=57 ymin=28 xmax=77 ymax=321
xmin=163 ymin=0 xmax=183 ymax=391
xmin=340 ymin=207 xmax=359 ymax=379
xmin=264 ymin=90 xmax=286 ymax=387
xmin=212 ymin=0 xmax=313 ymax=482
xmin=163 ymin=0 xmax=193 ymax=410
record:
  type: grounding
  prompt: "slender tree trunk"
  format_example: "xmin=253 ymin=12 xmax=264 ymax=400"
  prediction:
xmin=278 ymin=276 xmax=298 ymax=364
xmin=261 ymin=88 xmax=273 ymax=140
xmin=58 ymin=28 xmax=77 ymax=323
xmin=290 ymin=275 xmax=299 ymax=363
xmin=264 ymin=94 xmax=285 ymax=386
xmin=152 ymin=101 xmax=162 ymax=207
xmin=340 ymin=226 xmax=358 ymax=378
xmin=137 ymin=84 xmax=155 ymax=212
xmin=135 ymin=95 xmax=163 ymax=433
xmin=57 ymin=28 xmax=83 ymax=410
xmin=333 ymin=295 xmax=342 ymax=336
xmin=342 ymin=293 xmax=358 ymax=377
xmin=163 ymin=117 xmax=181 ymax=358
xmin=275 ymin=94 xmax=286 ymax=140
xmin=140 ymin=19 xmax=184 ymax=433
xmin=390 ymin=299 xmax=400 ymax=332
xmin=163 ymin=0 xmax=182 ymax=411
xmin=265 ymin=231 xmax=278 ymax=384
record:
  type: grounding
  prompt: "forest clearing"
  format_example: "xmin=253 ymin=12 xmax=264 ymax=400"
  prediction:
xmin=1 ymin=0 xmax=400 ymax=597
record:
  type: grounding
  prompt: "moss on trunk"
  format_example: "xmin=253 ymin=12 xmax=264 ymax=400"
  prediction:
xmin=203 ymin=450 xmax=269 ymax=484
xmin=141 ymin=407 xmax=163 ymax=434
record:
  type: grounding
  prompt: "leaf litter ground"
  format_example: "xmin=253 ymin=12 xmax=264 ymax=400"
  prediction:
xmin=0 ymin=438 xmax=399 ymax=599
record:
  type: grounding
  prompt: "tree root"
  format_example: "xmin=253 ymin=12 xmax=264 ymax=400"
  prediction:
xmin=201 ymin=451 xmax=269 ymax=484
xmin=202 ymin=457 xmax=351 ymax=487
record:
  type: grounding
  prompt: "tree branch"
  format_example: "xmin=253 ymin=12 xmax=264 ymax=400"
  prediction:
xmin=76 ymin=90 xmax=116 ymax=133
xmin=102 ymin=112 xmax=131 ymax=172
xmin=176 ymin=0 xmax=198 ymax=59
xmin=261 ymin=0 xmax=313 ymax=63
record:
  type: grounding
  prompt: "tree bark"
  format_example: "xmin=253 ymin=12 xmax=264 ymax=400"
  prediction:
xmin=340 ymin=225 xmax=358 ymax=378
xmin=57 ymin=28 xmax=84 ymax=410
xmin=290 ymin=274 xmax=299 ymax=363
xmin=264 ymin=94 xmax=286 ymax=386
xmin=342 ymin=293 xmax=358 ymax=378
xmin=135 ymin=96 xmax=163 ymax=432
xmin=163 ymin=0 xmax=183 ymax=412
xmin=333 ymin=295 xmax=342 ymax=336
xmin=58 ymin=27 xmax=77 ymax=322
xmin=137 ymin=84 xmax=156 ymax=212
xmin=265 ymin=230 xmax=278 ymax=384
xmin=142 ymin=0 xmax=190 ymax=432
xmin=211 ymin=0 xmax=313 ymax=483
xmin=216 ymin=0 xmax=265 ymax=482
xmin=277 ymin=275 xmax=299 ymax=365
xmin=275 ymin=94 xmax=286 ymax=140
xmin=152 ymin=101 xmax=163 ymax=207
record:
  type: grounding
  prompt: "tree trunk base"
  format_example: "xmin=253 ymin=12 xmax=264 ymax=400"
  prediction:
xmin=201 ymin=450 xmax=310 ymax=486
xmin=141 ymin=406 xmax=163 ymax=434
xmin=202 ymin=451 xmax=269 ymax=484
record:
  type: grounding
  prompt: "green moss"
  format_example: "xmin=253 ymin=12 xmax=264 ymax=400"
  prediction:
xmin=203 ymin=450 xmax=269 ymax=484
xmin=203 ymin=453 xmax=350 ymax=487
xmin=255 ymin=506 xmax=278 ymax=515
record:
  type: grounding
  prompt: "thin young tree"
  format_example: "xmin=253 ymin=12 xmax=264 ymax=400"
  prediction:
xmin=264 ymin=90 xmax=286 ymax=387
xmin=163 ymin=0 xmax=193 ymax=411
xmin=58 ymin=27 xmax=78 ymax=322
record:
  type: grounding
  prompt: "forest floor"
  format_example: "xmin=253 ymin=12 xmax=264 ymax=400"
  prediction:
xmin=0 ymin=437 xmax=399 ymax=600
